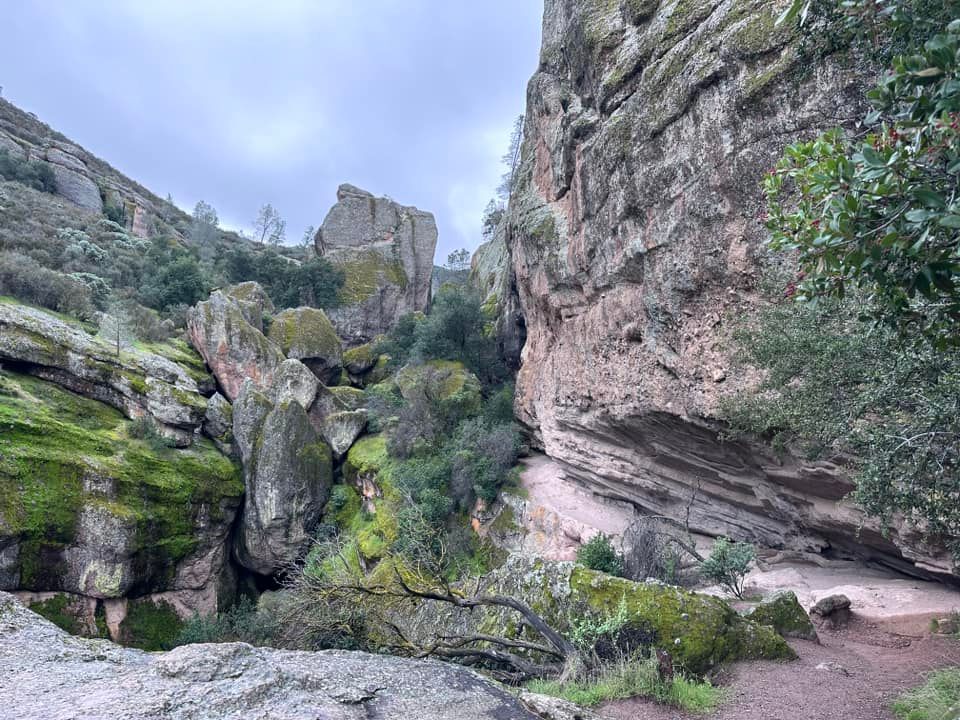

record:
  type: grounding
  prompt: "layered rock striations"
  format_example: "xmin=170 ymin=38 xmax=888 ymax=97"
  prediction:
xmin=505 ymin=1 xmax=950 ymax=576
xmin=0 ymin=301 xmax=211 ymax=445
xmin=317 ymin=184 xmax=437 ymax=344
xmin=0 ymin=98 xmax=187 ymax=235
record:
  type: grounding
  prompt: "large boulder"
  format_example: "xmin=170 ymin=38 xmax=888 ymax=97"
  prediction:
xmin=0 ymin=370 xmax=243 ymax=625
xmin=187 ymin=286 xmax=285 ymax=402
xmin=270 ymin=359 xmax=320 ymax=410
xmin=0 ymin=592 xmax=541 ymax=720
xmin=234 ymin=395 xmax=333 ymax=576
xmin=223 ymin=281 xmax=275 ymax=332
xmin=0 ymin=300 xmax=209 ymax=445
xmin=267 ymin=307 xmax=343 ymax=384
xmin=396 ymin=360 xmax=482 ymax=415
xmin=317 ymin=184 xmax=438 ymax=344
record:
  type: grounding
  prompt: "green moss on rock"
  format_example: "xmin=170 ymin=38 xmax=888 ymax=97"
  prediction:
xmin=120 ymin=598 xmax=182 ymax=650
xmin=0 ymin=370 xmax=243 ymax=592
xmin=746 ymin=590 xmax=818 ymax=641
xmin=336 ymin=249 xmax=409 ymax=305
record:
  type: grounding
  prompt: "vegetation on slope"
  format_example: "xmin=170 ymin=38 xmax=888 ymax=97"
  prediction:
xmin=728 ymin=3 xmax=960 ymax=559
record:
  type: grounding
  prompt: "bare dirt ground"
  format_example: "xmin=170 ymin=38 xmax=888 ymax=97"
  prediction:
xmin=600 ymin=618 xmax=960 ymax=720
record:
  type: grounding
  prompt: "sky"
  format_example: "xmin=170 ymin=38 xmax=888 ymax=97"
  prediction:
xmin=0 ymin=1 xmax=544 ymax=262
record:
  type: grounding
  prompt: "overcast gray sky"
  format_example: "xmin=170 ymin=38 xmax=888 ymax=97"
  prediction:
xmin=0 ymin=1 xmax=543 ymax=262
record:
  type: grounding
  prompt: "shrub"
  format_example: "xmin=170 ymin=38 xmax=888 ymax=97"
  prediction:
xmin=576 ymin=534 xmax=624 ymax=577
xmin=893 ymin=667 xmax=960 ymax=720
xmin=0 ymin=148 xmax=56 ymax=193
xmin=103 ymin=203 xmax=126 ymax=226
xmin=621 ymin=516 xmax=685 ymax=584
xmin=175 ymin=596 xmax=280 ymax=648
xmin=723 ymin=279 xmax=960 ymax=555
xmin=698 ymin=537 xmax=755 ymax=599
xmin=0 ymin=250 xmax=94 ymax=318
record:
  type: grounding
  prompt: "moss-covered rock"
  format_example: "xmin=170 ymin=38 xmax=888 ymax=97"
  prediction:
xmin=388 ymin=557 xmax=794 ymax=676
xmin=343 ymin=342 xmax=377 ymax=375
xmin=0 ymin=300 xmax=210 ymax=445
xmin=327 ymin=386 xmax=366 ymax=410
xmin=0 ymin=370 xmax=243 ymax=604
xmin=395 ymin=360 xmax=482 ymax=419
xmin=267 ymin=307 xmax=343 ymax=385
xmin=746 ymin=590 xmax=818 ymax=642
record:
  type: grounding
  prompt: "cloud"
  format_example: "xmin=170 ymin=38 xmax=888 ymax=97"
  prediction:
xmin=0 ymin=1 xmax=544 ymax=261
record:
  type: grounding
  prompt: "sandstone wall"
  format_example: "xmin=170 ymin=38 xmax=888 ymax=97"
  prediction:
xmin=506 ymin=0 xmax=952 ymax=577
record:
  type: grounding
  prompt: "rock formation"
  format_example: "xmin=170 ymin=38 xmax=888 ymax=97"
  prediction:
xmin=470 ymin=217 xmax=525 ymax=369
xmin=0 ymin=97 xmax=188 ymax=236
xmin=0 ymin=366 xmax=243 ymax=636
xmin=0 ymin=301 xmax=210 ymax=446
xmin=502 ymin=0 xmax=951 ymax=577
xmin=267 ymin=307 xmax=343 ymax=384
xmin=187 ymin=289 xmax=286 ymax=402
xmin=0 ymin=592 xmax=544 ymax=720
xmin=317 ymin=184 xmax=437 ymax=344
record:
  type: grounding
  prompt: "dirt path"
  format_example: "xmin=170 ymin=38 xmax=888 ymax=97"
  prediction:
xmin=600 ymin=619 xmax=960 ymax=720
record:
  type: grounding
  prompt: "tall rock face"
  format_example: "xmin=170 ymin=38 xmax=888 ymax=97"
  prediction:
xmin=469 ymin=218 xmax=526 ymax=370
xmin=317 ymin=184 xmax=437 ymax=344
xmin=507 ymin=1 xmax=951 ymax=577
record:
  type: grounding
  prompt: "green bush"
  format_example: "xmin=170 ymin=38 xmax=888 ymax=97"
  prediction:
xmin=0 ymin=250 xmax=94 ymax=318
xmin=723 ymin=282 xmax=960 ymax=555
xmin=893 ymin=667 xmax=960 ymax=720
xmin=175 ymin=596 xmax=280 ymax=648
xmin=698 ymin=537 xmax=755 ymax=599
xmin=0 ymin=148 xmax=56 ymax=193
xmin=576 ymin=534 xmax=624 ymax=577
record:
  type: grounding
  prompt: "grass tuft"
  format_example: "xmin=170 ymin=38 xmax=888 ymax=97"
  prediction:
xmin=527 ymin=656 xmax=724 ymax=713
xmin=893 ymin=668 xmax=960 ymax=720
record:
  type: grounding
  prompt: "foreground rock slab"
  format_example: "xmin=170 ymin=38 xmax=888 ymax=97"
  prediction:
xmin=0 ymin=592 xmax=539 ymax=720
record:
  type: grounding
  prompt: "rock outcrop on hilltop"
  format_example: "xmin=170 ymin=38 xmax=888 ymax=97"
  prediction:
xmin=502 ymin=1 xmax=951 ymax=577
xmin=0 ymin=592 xmax=544 ymax=720
xmin=317 ymin=184 xmax=438 ymax=344
xmin=0 ymin=98 xmax=186 ymax=236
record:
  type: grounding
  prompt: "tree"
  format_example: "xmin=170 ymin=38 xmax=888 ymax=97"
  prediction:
xmin=98 ymin=301 xmax=132 ymax=358
xmin=698 ymin=537 xmax=755 ymax=599
xmin=300 ymin=225 xmax=316 ymax=259
xmin=189 ymin=201 xmax=219 ymax=250
xmin=481 ymin=199 xmax=505 ymax=241
xmin=291 ymin=535 xmax=583 ymax=683
xmin=445 ymin=248 xmax=471 ymax=272
xmin=497 ymin=115 xmax=525 ymax=203
xmin=254 ymin=203 xmax=286 ymax=246
xmin=768 ymin=13 xmax=960 ymax=346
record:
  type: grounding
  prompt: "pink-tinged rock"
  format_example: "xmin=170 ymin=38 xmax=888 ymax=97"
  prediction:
xmin=187 ymin=288 xmax=285 ymax=402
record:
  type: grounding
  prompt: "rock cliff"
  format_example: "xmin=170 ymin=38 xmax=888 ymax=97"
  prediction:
xmin=503 ymin=1 xmax=951 ymax=577
xmin=317 ymin=184 xmax=437 ymax=344
xmin=0 ymin=98 xmax=187 ymax=236
xmin=0 ymin=591 xmax=545 ymax=720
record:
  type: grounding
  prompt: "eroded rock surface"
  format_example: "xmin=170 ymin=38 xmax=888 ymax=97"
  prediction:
xmin=267 ymin=307 xmax=343 ymax=384
xmin=0 ymin=301 xmax=209 ymax=444
xmin=0 ymin=592 xmax=539 ymax=720
xmin=234 ymin=387 xmax=333 ymax=576
xmin=318 ymin=184 xmax=437 ymax=343
xmin=187 ymin=286 xmax=285 ymax=402
xmin=504 ymin=0 xmax=949 ymax=577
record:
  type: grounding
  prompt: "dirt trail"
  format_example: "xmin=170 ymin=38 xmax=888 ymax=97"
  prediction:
xmin=600 ymin=619 xmax=960 ymax=720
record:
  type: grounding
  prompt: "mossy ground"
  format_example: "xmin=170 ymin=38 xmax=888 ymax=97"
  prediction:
xmin=0 ymin=370 xmax=243 ymax=589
